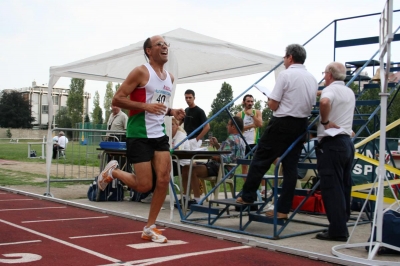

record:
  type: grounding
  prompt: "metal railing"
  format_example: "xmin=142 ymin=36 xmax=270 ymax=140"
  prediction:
xmin=44 ymin=127 xmax=126 ymax=197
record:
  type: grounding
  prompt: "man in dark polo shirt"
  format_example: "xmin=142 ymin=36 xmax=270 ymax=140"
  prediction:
xmin=182 ymin=89 xmax=210 ymax=150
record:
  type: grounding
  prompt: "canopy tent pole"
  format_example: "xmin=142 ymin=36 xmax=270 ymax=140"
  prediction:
xmin=44 ymin=74 xmax=60 ymax=197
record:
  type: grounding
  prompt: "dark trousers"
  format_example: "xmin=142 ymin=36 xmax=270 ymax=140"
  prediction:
xmin=52 ymin=144 xmax=64 ymax=159
xmin=242 ymin=116 xmax=307 ymax=213
xmin=316 ymin=135 xmax=354 ymax=237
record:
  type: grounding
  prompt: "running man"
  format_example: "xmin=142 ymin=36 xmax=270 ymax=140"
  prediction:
xmin=98 ymin=35 xmax=185 ymax=243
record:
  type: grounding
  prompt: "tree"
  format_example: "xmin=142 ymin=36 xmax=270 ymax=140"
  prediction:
xmin=0 ymin=90 xmax=35 ymax=128
xmin=91 ymin=91 xmax=103 ymax=125
xmin=115 ymin=83 xmax=121 ymax=92
xmin=208 ymin=82 xmax=234 ymax=141
xmin=104 ymin=81 xmax=114 ymax=122
xmin=209 ymin=82 xmax=234 ymax=122
xmin=331 ymin=82 xmax=400 ymax=138
xmin=66 ymin=78 xmax=85 ymax=128
xmin=260 ymin=101 xmax=273 ymax=133
xmin=55 ymin=107 xmax=72 ymax=129
xmin=387 ymin=84 xmax=400 ymax=138
xmin=231 ymin=103 xmax=243 ymax=116
xmin=254 ymin=100 xmax=262 ymax=110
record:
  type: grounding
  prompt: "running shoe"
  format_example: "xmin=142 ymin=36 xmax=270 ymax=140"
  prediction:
xmin=140 ymin=193 xmax=153 ymax=203
xmin=141 ymin=225 xmax=167 ymax=243
xmin=97 ymin=160 xmax=118 ymax=191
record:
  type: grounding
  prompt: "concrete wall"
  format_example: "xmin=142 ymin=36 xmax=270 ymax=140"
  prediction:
xmin=0 ymin=128 xmax=47 ymax=139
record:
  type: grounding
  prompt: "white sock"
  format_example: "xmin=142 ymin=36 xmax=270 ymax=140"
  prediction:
xmin=145 ymin=224 xmax=155 ymax=230
xmin=194 ymin=197 xmax=201 ymax=202
xmin=261 ymin=186 xmax=265 ymax=191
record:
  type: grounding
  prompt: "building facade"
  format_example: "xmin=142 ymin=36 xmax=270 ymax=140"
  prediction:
xmin=13 ymin=81 xmax=90 ymax=129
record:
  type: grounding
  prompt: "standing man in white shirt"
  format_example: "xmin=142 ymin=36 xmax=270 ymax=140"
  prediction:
xmin=107 ymin=105 xmax=128 ymax=142
xmin=236 ymin=44 xmax=318 ymax=220
xmin=315 ymin=62 xmax=355 ymax=242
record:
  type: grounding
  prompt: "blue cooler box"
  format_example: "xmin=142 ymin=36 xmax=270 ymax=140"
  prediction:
xmin=99 ymin=142 xmax=126 ymax=150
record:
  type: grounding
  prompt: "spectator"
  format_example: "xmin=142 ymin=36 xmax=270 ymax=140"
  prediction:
xmin=52 ymin=131 xmax=68 ymax=159
xmin=315 ymin=62 xmax=355 ymax=242
xmin=180 ymin=116 xmax=245 ymax=205
xmin=236 ymin=94 xmax=263 ymax=192
xmin=236 ymin=44 xmax=318 ymax=220
xmin=107 ymin=105 xmax=128 ymax=142
xmin=182 ymin=89 xmax=210 ymax=150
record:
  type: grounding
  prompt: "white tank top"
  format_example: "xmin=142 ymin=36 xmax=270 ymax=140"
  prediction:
xmin=127 ymin=63 xmax=173 ymax=138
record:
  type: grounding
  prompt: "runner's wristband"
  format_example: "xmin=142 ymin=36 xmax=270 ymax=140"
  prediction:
xmin=167 ymin=108 xmax=172 ymax=116
xmin=321 ymin=120 xmax=329 ymax=125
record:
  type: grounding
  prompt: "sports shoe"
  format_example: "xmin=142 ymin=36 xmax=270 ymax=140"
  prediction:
xmin=260 ymin=189 xmax=272 ymax=199
xmin=315 ymin=231 xmax=347 ymax=242
xmin=174 ymin=198 xmax=200 ymax=208
xmin=141 ymin=193 xmax=153 ymax=203
xmin=97 ymin=160 xmax=119 ymax=191
xmin=141 ymin=225 xmax=167 ymax=243
xmin=236 ymin=197 xmax=252 ymax=204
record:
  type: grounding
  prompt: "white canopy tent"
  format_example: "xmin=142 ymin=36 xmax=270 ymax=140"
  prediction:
xmin=48 ymin=28 xmax=283 ymax=84
xmin=45 ymin=28 xmax=283 ymax=198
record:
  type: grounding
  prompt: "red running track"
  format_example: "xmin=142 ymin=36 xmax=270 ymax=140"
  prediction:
xmin=0 ymin=190 xmax=333 ymax=265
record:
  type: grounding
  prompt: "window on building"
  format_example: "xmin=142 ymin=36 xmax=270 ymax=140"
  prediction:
xmin=52 ymin=95 xmax=59 ymax=105
xmin=42 ymin=95 xmax=48 ymax=105
xmin=42 ymin=105 xmax=49 ymax=114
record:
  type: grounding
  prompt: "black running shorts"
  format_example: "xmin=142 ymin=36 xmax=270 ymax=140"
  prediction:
xmin=126 ymin=135 xmax=170 ymax=164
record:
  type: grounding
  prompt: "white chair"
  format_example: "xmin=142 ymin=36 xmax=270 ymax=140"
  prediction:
xmin=199 ymin=163 xmax=236 ymax=201
xmin=58 ymin=143 xmax=67 ymax=159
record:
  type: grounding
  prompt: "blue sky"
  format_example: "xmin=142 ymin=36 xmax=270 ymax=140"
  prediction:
xmin=1 ymin=0 xmax=399 ymax=116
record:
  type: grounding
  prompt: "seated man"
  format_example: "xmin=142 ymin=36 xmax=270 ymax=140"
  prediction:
xmin=180 ymin=116 xmax=245 ymax=205
xmin=52 ymin=131 xmax=68 ymax=159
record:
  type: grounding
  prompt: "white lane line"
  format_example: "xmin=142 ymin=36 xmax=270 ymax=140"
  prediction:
xmin=128 ymin=240 xmax=187 ymax=249
xmin=0 ymin=253 xmax=42 ymax=263
xmin=0 ymin=219 xmax=121 ymax=263
xmin=70 ymin=229 xmax=165 ymax=239
xmin=22 ymin=216 xmax=109 ymax=223
xmin=0 ymin=199 xmax=33 ymax=202
xmin=0 ymin=240 xmax=42 ymax=246
xmin=0 ymin=206 xmax=66 ymax=212
xmin=101 ymin=245 xmax=251 ymax=266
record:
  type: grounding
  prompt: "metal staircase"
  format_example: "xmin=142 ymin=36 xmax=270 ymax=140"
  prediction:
xmin=175 ymin=10 xmax=400 ymax=240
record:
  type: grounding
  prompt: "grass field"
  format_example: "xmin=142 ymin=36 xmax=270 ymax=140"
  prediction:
xmin=0 ymin=140 xmax=277 ymax=193
xmin=0 ymin=141 xmax=101 ymax=167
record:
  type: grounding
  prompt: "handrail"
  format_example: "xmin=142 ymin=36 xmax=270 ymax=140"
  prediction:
xmin=174 ymin=11 xmax=400 ymax=151
xmin=345 ymin=25 xmax=400 ymax=87
xmin=181 ymin=9 xmax=400 ymax=239
xmin=334 ymin=9 xmax=399 ymax=22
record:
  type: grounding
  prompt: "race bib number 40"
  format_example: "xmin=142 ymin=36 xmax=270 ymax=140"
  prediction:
xmin=152 ymin=85 xmax=171 ymax=114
